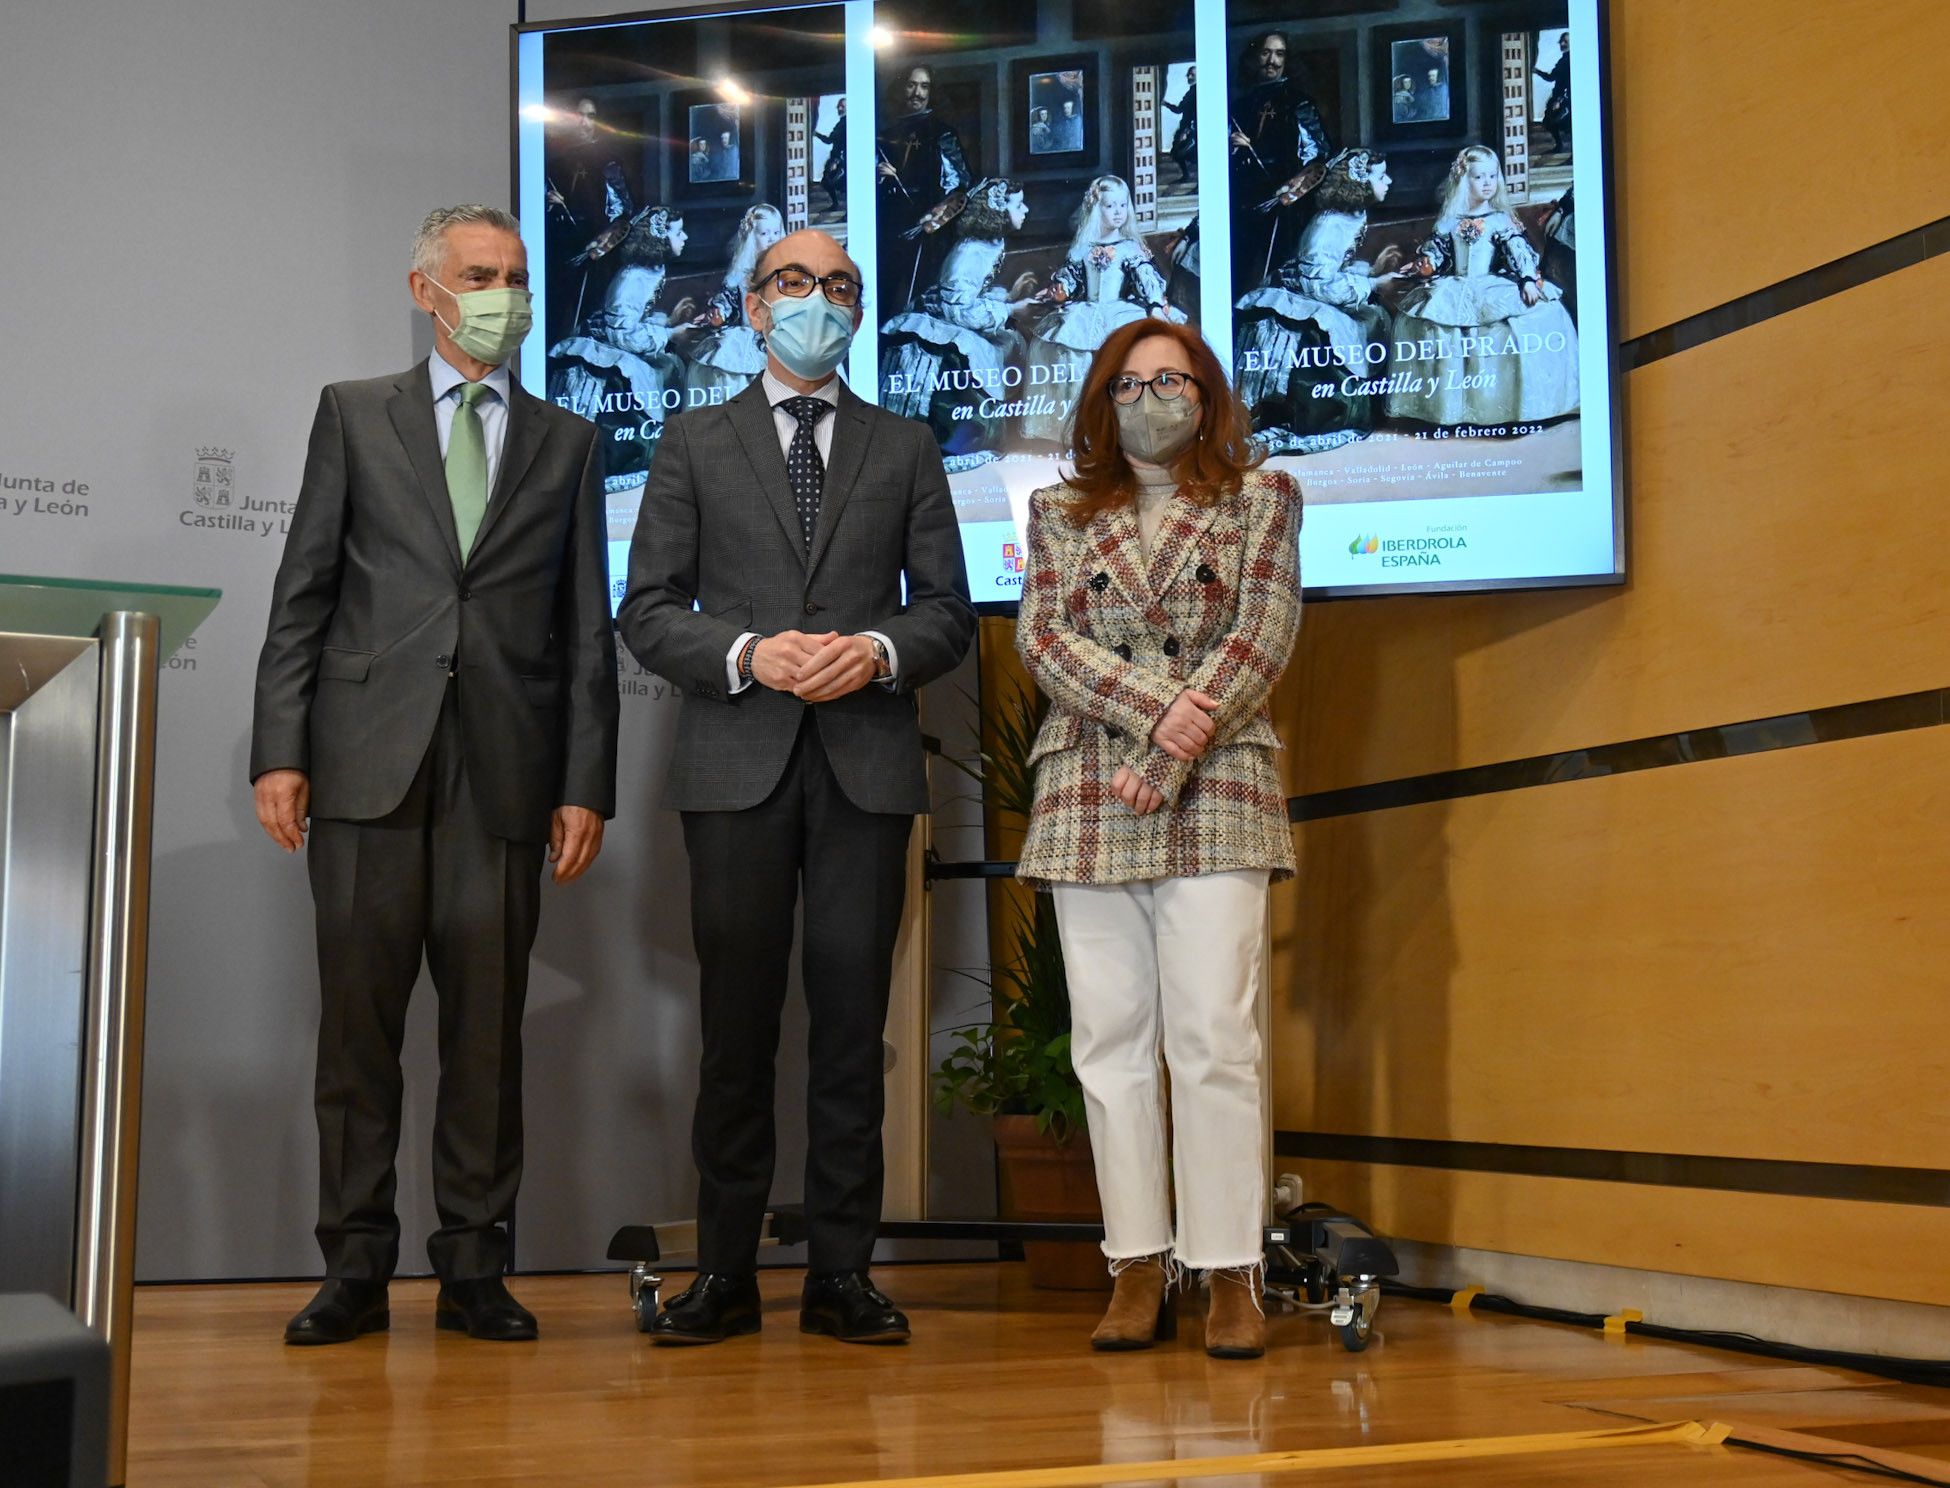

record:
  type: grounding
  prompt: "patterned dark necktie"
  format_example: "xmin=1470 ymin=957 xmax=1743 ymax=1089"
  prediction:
xmin=781 ymin=395 xmax=832 ymax=550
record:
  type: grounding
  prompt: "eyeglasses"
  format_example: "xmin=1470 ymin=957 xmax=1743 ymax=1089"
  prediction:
xmin=765 ymin=267 xmax=863 ymax=308
xmin=1108 ymin=370 xmax=1199 ymax=405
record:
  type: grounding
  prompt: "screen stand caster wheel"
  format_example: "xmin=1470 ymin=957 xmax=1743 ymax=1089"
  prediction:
xmin=1330 ymin=1279 xmax=1379 ymax=1352
xmin=629 ymin=1263 xmax=663 ymax=1334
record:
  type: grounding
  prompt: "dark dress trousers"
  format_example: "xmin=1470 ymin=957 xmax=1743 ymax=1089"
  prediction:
xmin=251 ymin=360 xmax=618 ymax=1283
xmin=618 ymin=378 xmax=974 ymax=1274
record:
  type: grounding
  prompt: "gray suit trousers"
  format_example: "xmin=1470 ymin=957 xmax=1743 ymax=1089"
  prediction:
xmin=306 ymin=682 xmax=544 ymax=1283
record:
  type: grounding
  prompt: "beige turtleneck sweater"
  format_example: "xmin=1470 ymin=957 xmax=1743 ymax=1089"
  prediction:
xmin=1129 ymin=459 xmax=1178 ymax=561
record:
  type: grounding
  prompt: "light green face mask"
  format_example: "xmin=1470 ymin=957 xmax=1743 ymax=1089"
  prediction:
xmin=429 ymin=279 xmax=533 ymax=366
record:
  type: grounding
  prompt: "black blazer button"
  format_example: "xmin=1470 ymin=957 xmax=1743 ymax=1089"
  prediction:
xmin=1196 ymin=564 xmax=1217 ymax=584
xmin=459 ymin=588 xmax=472 ymax=601
xmin=1115 ymin=643 xmax=1133 ymax=662
xmin=434 ymin=653 xmax=452 ymax=669
xmin=1089 ymin=571 xmax=1110 ymax=592
xmin=1162 ymin=636 xmax=1180 ymax=658
xmin=804 ymin=602 xmax=819 ymax=615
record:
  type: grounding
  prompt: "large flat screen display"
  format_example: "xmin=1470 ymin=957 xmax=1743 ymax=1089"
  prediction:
xmin=515 ymin=0 xmax=1620 ymax=607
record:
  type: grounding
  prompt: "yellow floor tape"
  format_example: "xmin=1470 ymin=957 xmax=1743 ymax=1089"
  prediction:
xmin=793 ymin=1421 xmax=1731 ymax=1488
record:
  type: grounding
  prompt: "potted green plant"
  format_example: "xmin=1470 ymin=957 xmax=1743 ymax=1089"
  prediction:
xmin=934 ymin=681 xmax=1108 ymax=1290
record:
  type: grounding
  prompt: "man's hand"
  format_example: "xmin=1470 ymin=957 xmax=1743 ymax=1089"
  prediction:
xmin=549 ymin=805 xmax=604 ymax=884
xmin=1151 ymin=688 xmax=1220 ymax=762
xmin=752 ymin=630 xmax=837 ymax=691
xmin=1110 ymin=765 xmax=1165 ymax=815
xmin=253 ymin=769 xmax=310 ymax=852
xmin=793 ymin=634 xmax=879 ymax=703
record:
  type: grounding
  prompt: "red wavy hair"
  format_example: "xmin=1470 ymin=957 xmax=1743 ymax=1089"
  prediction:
xmin=1058 ymin=317 xmax=1262 ymax=526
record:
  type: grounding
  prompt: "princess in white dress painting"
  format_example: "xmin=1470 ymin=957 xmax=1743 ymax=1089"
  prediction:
xmin=1387 ymin=145 xmax=1579 ymax=427
xmin=1021 ymin=174 xmax=1181 ymax=445
xmin=682 ymin=203 xmax=784 ymax=406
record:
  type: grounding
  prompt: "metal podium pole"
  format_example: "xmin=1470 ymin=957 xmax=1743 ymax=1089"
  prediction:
xmin=73 ymin=610 xmax=160 ymax=1488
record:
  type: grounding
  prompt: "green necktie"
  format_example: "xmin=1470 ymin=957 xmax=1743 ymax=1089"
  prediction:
xmin=447 ymin=380 xmax=492 ymax=558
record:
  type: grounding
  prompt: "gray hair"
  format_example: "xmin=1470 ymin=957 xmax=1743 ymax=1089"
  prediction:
xmin=412 ymin=204 xmax=521 ymax=276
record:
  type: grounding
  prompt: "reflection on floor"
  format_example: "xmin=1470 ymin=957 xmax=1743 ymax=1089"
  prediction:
xmin=126 ymin=1262 xmax=1950 ymax=1486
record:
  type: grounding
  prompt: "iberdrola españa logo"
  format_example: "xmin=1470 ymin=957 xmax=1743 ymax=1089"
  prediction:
xmin=1348 ymin=534 xmax=1380 ymax=555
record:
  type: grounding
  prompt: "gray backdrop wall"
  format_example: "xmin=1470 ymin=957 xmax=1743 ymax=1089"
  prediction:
xmin=1 ymin=0 xmax=992 ymax=1281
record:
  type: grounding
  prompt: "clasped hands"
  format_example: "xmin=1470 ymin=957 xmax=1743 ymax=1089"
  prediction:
xmin=751 ymin=630 xmax=881 ymax=702
xmin=252 ymin=770 xmax=603 ymax=883
xmin=1110 ymin=688 xmax=1219 ymax=816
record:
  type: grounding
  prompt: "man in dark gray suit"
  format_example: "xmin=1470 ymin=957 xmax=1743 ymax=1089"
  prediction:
xmin=620 ymin=228 xmax=974 ymax=1345
xmin=251 ymin=203 xmax=618 ymax=1345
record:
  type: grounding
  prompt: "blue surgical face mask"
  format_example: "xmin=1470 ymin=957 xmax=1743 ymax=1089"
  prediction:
xmin=761 ymin=292 xmax=855 ymax=380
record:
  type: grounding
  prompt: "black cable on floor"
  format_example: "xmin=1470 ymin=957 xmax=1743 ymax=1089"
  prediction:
xmin=1383 ymin=1282 xmax=1950 ymax=1389
xmin=1721 ymin=1434 xmax=1950 ymax=1487
xmin=1472 ymin=1293 xmax=1610 ymax=1331
xmin=1628 ymin=1321 xmax=1950 ymax=1390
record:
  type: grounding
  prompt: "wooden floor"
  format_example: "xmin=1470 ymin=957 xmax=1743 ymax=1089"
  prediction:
xmin=126 ymin=1264 xmax=1950 ymax=1486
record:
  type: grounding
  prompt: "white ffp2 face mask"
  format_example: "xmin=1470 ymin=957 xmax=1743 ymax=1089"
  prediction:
xmin=1115 ymin=389 xmax=1200 ymax=464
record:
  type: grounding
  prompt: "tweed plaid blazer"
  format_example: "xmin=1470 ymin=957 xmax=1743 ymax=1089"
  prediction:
xmin=1014 ymin=467 xmax=1301 ymax=888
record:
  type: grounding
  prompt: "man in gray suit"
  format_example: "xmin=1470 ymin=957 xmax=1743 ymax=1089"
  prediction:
xmin=620 ymin=228 xmax=974 ymax=1345
xmin=251 ymin=204 xmax=618 ymax=1344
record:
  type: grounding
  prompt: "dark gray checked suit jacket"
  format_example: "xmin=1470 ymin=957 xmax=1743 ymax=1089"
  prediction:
xmin=617 ymin=377 xmax=975 ymax=814
xmin=251 ymin=361 xmax=619 ymax=843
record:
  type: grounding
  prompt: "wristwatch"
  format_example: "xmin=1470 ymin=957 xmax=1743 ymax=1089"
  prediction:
xmin=868 ymin=636 xmax=891 ymax=679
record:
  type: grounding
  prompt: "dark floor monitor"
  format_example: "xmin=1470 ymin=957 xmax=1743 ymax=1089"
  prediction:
xmin=0 ymin=1295 xmax=109 ymax=1488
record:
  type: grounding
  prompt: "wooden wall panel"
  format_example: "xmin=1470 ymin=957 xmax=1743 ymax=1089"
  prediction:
xmin=1613 ymin=0 xmax=1950 ymax=338
xmin=970 ymin=3 xmax=1950 ymax=1311
xmin=977 ymin=614 xmax=1039 ymax=980
xmin=1281 ymin=252 xmax=1950 ymax=798
xmin=1281 ymin=1159 xmax=1950 ymax=1308
xmin=1271 ymin=725 xmax=1950 ymax=1170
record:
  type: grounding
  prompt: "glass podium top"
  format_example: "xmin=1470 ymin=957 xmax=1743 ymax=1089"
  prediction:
xmin=0 ymin=573 xmax=221 ymax=659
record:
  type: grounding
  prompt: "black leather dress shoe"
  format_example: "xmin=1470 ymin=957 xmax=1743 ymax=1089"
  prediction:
xmin=652 ymin=1273 xmax=763 ymax=1346
xmin=435 ymin=1276 xmax=538 ymax=1341
xmin=800 ymin=1272 xmax=910 ymax=1344
xmin=284 ymin=1278 xmax=389 ymax=1346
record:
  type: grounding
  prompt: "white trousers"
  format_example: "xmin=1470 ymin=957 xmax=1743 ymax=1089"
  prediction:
xmin=1051 ymin=869 xmax=1269 ymax=1270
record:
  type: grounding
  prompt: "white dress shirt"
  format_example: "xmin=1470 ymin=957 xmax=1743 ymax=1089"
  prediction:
xmin=725 ymin=369 xmax=898 ymax=693
xmin=428 ymin=345 xmax=513 ymax=492
xmin=762 ymin=365 xmax=839 ymax=463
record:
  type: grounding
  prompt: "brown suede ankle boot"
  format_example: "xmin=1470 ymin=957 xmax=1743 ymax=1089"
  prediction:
xmin=1203 ymin=1266 xmax=1266 ymax=1359
xmin=1090 ymin=1255 xmax=1176 ymax=1351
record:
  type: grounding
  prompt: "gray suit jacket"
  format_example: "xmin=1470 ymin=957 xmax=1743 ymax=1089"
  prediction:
xmin=251 ymin=361 xmax=619 ymax=843
xmin=618 ymin=378 xmax=974 ymax=814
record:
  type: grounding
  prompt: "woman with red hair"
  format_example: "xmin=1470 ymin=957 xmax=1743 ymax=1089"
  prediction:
xmin=1014 ymin=317 xmax=1301 ymax=1359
